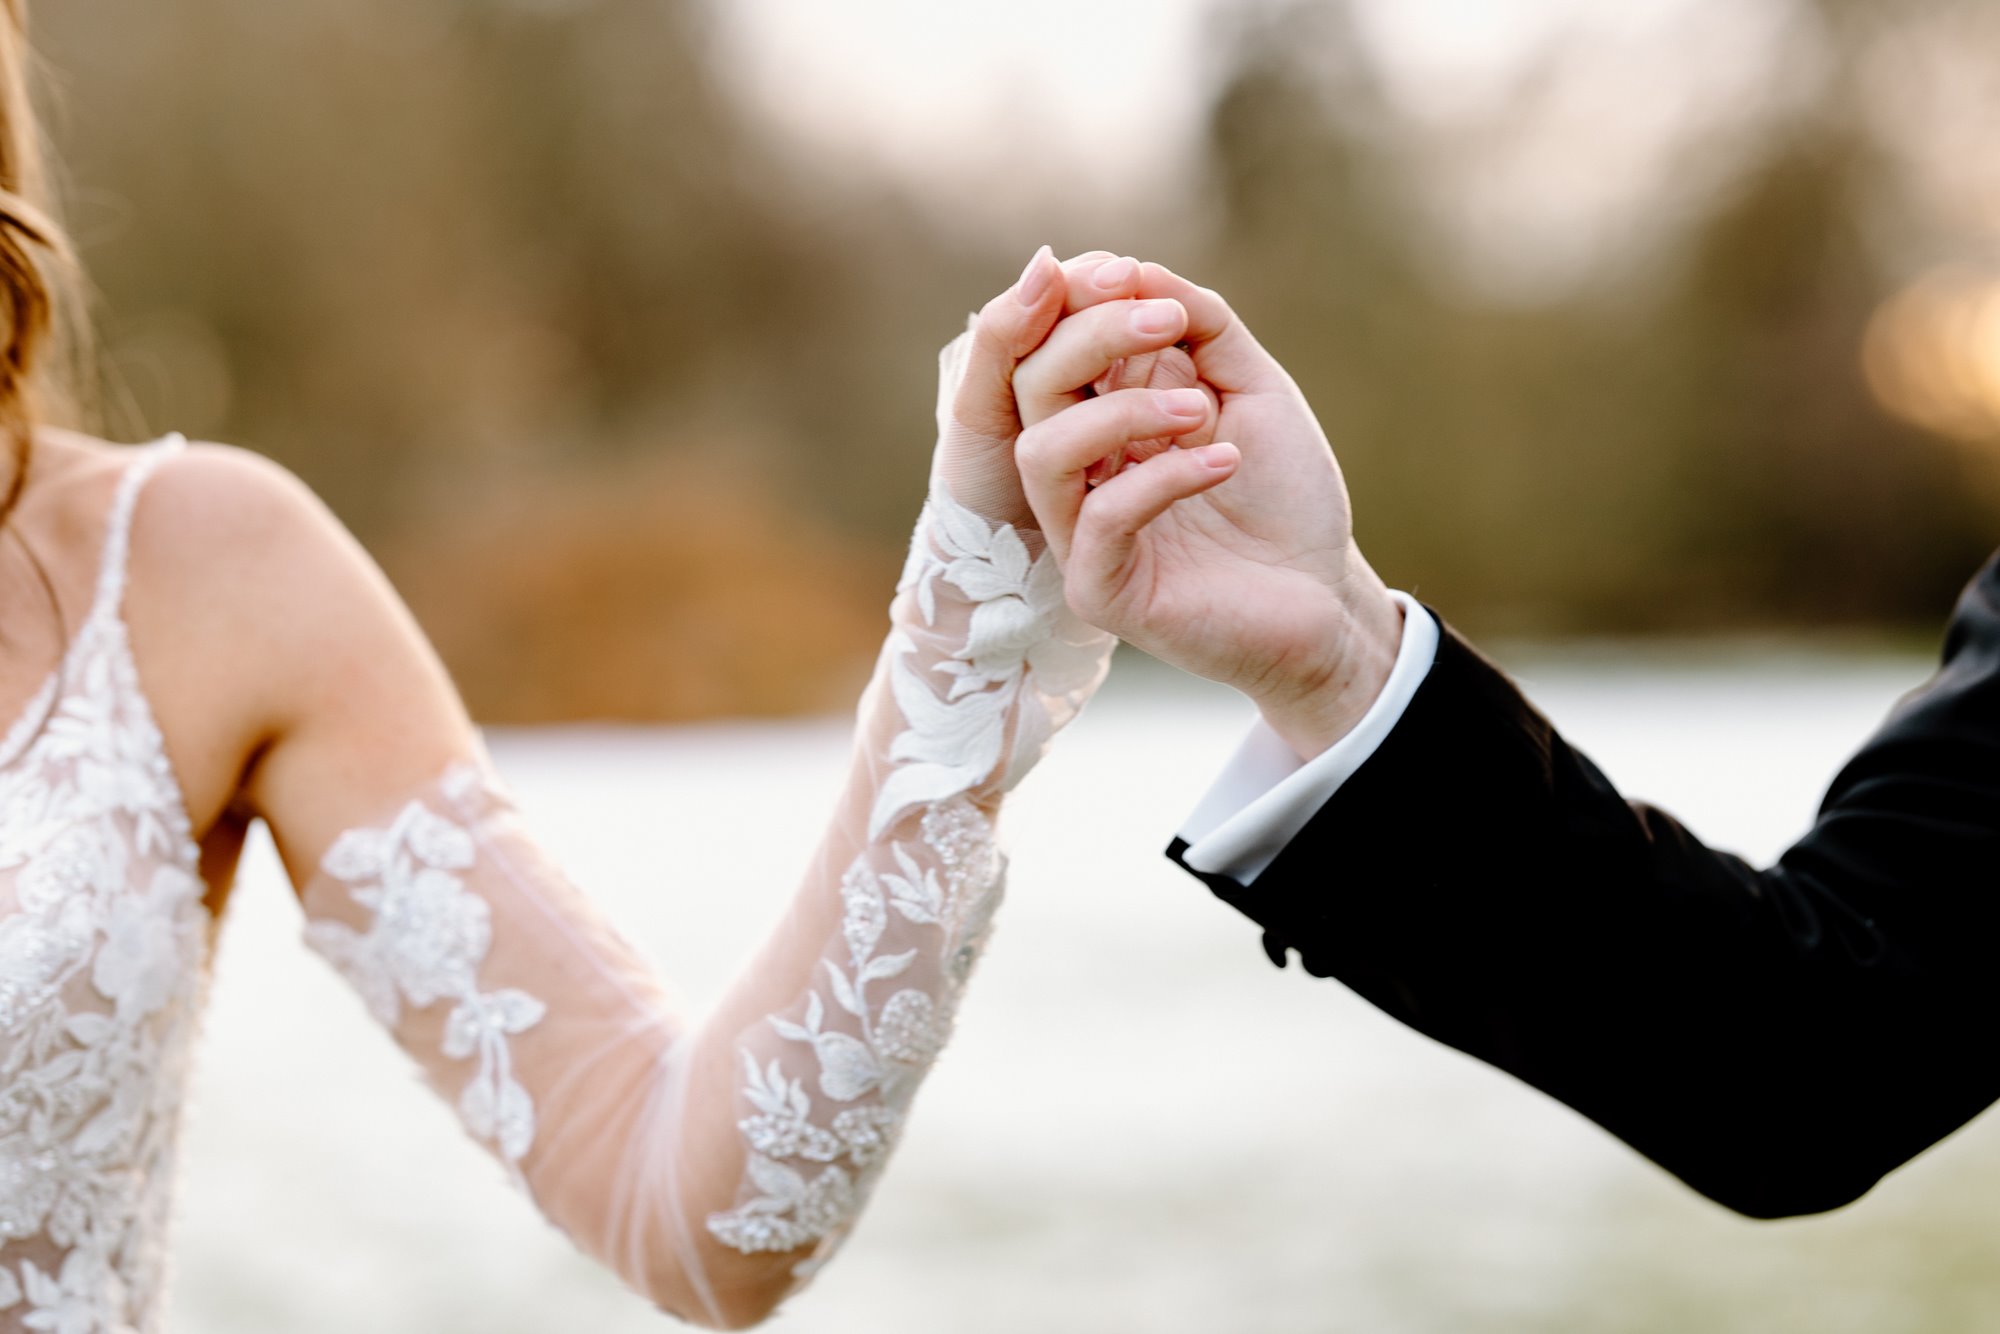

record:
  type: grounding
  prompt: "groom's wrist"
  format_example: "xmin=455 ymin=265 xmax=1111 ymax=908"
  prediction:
xmin=1243 ymin=564 xmax=1404 ymax=762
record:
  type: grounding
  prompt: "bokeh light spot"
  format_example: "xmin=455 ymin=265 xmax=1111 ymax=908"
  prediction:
xmin=1865 ymin=266 xmax=2000 ymax=445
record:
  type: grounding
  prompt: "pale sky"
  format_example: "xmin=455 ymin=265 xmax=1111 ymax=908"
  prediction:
xmin=700 ymin=0 xmax=1224 ymax=218
xmin=702 ymin=0 xmax=1808 ymax=296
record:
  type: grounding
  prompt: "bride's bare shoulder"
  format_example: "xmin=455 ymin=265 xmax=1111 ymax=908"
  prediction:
xmin=33 ymin=426 xmax=332 ymax=544
xmin=67 ymin=427 xmax=418 ymax=713
xmin=16 ymin=428 xmax=349 ymax=617
xmin=31 ymin=427 xmax=420 ymax=834
xmin=120 ymin=433 xmax=328 ymax=539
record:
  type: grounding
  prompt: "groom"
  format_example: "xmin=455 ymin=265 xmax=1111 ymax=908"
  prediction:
xmin=979 ymin=249 xmax=2000 ymax=1221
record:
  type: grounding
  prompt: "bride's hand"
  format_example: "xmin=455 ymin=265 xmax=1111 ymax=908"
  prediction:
xmin=938 ymin=250 xmax=1207 ymax=526
xmin=1010 ymin=259 xmax=1406 ymax=759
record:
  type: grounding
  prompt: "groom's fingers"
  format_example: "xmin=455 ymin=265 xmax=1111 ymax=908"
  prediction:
xmin=1059 ymin=253 xmax=1145 ymax=314
xmin=1016 ymin=386 xmax=1214 ymax=559
xmin=1014 ymin=298 xmax=1190 ymax=428
xmin=1055 ymin=255 xmax=1233 ymax=345
xmin=1128 ymin=262 xmax=1279 ymax=396
xmin=950 ymin=245 xmax=1067 ymax=440
xmin=1068 ymin=443 xmax=1241 ymax=608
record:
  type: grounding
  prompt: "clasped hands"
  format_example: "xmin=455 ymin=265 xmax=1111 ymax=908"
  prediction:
xmin=942 ymin=247 xmax=1407 ymax=761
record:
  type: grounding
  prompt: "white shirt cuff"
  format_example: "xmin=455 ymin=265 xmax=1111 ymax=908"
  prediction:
xmin=1177 ymin=592 xmax=1439 ymax=884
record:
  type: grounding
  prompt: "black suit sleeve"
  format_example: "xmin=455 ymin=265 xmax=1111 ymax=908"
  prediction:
xmin=1169 ymin=553 xmax=2000 ymax=1219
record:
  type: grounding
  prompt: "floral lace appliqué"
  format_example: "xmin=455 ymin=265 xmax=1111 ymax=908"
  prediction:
xmin=0 ymin=435 xmax=212 ymax=1334
xmin=304 ymin=764 xmax=549 ymax=1168
xmin=704 ymin=486 xmax=1110 ymax=1267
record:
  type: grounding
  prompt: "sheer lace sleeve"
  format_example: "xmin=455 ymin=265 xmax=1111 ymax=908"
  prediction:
xmin=295 ymin=330 xmax=1115 ymax=1327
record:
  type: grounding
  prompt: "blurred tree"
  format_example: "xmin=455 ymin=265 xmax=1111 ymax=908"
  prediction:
xmin=1190 ymin=0 xmax=1996 ymax=636
xmin=15 ymin=0 xmax=2000 ymax=721
xmin=30 ymin=0 xmax=1009 ymax=719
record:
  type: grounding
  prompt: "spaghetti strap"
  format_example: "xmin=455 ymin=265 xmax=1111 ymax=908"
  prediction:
xmin=0 ymin=433 xmax=192 ymax=770
xmin=89 ymin=432 xmax=187 ymax=626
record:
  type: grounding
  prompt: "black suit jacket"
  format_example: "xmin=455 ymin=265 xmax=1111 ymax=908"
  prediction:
xmin=1169 ymin=552 xmax=2000 ymax=1219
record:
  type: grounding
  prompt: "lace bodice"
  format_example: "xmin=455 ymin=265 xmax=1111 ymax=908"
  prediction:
xmin=0 ymin=435 xmax=211 ymax=1334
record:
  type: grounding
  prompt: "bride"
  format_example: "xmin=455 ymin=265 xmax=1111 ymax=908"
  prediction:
xmin=0 ymin=5 xmax=1206 ymax=1327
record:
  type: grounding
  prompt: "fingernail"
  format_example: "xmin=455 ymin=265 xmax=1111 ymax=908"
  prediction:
xmin=1093 ymin=256 xmax=1138 ymax=290
xmin=1131 ymin=300 xmax=1181 ymax=336
xmin=1195 ymin=443 xmax=1237 ymax=469
xmin=1160 ymin=388 xmax=1207 ymax=418
xmin=1016 ymin=245 xmax=1055 ymax=305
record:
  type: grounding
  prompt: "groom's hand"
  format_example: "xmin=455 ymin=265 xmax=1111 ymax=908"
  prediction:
xmin=1012 ymin=259 xmax=1405 ymax=760
xmin=942 ymin=248 xmax=1192 ymax=523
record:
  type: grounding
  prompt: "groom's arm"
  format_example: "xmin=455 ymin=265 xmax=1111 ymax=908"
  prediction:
xmin=999 ymin=257 xmax=2000 ymax=1218
xmin=1170 ymin=552 xmax=2000 ymax=1219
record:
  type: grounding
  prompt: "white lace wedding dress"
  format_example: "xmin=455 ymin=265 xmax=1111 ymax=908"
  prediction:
xmin=0 ymin=336 xmax=1114 ymax=1329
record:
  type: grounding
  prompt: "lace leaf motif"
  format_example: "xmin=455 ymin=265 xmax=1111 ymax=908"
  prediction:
xmin=867 ymin=487 xmax=1104 ymax=841
xmin=704 ymin=485 xmax=1112 ymax=1265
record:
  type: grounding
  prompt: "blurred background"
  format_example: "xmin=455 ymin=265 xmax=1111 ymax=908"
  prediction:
xmin=36 ymin=0 xmax=2000 ymax=720
xmin=24 ymin=0 xmax=2000 ymax=1329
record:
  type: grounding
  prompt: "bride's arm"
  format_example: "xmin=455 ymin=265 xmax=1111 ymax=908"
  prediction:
xmin=229 ymin=252 xmax=1129 ymax=1328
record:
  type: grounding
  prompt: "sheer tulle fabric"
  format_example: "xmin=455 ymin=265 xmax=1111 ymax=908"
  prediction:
xmin=299 ymin=333 xmax=1115 ymax=1326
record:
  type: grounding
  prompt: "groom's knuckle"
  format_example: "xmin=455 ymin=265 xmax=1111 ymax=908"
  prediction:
xmin=1093 ymin=492 xmax=1140 ymax=536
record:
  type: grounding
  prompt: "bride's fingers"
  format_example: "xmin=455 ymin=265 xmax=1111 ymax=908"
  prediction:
xmin=1016 ymin=387 xmax=1214 ymax=560
xmin=1013 ymin=298 xmax=1190 ymax=428
xmin=950 ymin=245 xmax=1066 ymax=440
xmin=1067 ymin=442 xmax=1241 ymax=610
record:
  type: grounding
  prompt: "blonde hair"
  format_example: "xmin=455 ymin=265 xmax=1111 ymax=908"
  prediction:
xmin=0 ymin=0 xmax=83 ymax=523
